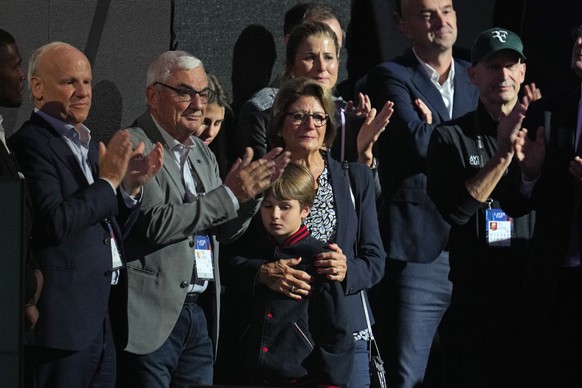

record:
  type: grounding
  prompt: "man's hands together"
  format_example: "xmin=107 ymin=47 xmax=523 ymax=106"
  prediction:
xmin=99 ymin=129 xmax=164 ymax=196
xmin=224 ymin=147 xmax=290 ymax=203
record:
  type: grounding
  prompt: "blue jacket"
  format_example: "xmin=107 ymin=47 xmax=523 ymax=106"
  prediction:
xmin=9 ymin=112 xmax=138 ymax=351
xmin=236 ymin=225 xmax=354 ymax=386
xmin=367 ymin=48 xmax=479 ymax=262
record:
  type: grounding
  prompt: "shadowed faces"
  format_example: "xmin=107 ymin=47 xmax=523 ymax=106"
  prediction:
xmin=571 ymin=25 xmax=582 ymax=79
xmin=0 ymin=42 xmax=25 ymax=107
xmin=468 ymin=50 xmax=525 ymax=108
xmin=400 ymin=0 xmax=457 ymax=55
xmin=196 ymin=103 xmax=225 ymax=145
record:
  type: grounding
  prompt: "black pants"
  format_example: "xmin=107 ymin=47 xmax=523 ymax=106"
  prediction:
xmin=526 ymin=267 xmax=582 ymax=388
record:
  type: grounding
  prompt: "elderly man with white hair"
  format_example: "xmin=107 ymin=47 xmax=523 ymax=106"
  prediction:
xmin=116 ymin=50 xmax=289 ymax=388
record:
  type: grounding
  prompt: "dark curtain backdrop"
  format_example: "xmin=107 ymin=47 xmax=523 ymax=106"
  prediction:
xmin=0 ymin=1 xmax=575 ymax=136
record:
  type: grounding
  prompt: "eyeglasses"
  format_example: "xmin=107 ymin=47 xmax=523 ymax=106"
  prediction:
xmin=286 ymin=111 xmax=328 ymax=127
xmin=572 ymin=25 xmax=582 ymax=40
xmin=154 ymin=82 xmax=216 ymax=103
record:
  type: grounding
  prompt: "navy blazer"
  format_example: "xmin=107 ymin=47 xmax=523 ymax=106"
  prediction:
xmin=367 ymin=48 xmax=479 ymax=262
xmin=9 ymin=112 xmax=138 ymax=351
xmin=227 ymin=154 xmax=386 ymax=333
xmin=236 ymin=228 xmax=354 ymax=386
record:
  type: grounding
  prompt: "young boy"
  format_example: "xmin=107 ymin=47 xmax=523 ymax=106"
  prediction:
xmin=236 ymin=163 xmax=354 ymax=387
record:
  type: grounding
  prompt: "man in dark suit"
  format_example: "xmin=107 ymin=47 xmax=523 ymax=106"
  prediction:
xmin=9 ymin=42 xmax=163 ymax=388
xmin=366 ymin=1 xmax=479 ymax=386
xmin=0 ymin=28 xmax=42 ymax=332
xmin=117 ymin=50 xmax=289 ymax=387
xmin=511 ymin=23 xmax=582 ymax=387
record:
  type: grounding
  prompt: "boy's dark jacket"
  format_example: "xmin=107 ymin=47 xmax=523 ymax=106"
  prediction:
xmin=235 ymin=225 xmax=354 ymax=386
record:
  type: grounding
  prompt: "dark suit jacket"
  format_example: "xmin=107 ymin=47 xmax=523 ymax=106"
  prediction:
xmin=227 ymin=154 xmax=386 ymax=333
xmin=236 ymin=227 xmax=354 ymax=386
xmin=0 ymin=139 xmax=19 ymax=176
xmin=506 ymin=87 xmax=581 ymax=325
xmin=9 ymin=112 xmax=138 ymax=351
xmin=367 ymin=48 xmax=479 ymax=263
xmin=0 ymin=139 xmax=38 ymax=302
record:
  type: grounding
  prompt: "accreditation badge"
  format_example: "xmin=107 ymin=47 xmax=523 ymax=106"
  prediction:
xmin=105 ymin=219 xmax=123 ymax=270
xmin=485 ymin=208 xmax=514 ymax=247
xmin=194 ymin=234 xmax=214 ymax=280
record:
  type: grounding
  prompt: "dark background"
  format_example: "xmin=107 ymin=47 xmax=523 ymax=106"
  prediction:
xmin=0 ymin=0 xmax=497 ymax=142
xmin=1 ymin=0 xmax=579 ymax=143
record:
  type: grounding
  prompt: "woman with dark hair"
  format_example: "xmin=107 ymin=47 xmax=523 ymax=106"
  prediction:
xmin=195 ymin=73 xmax=233 ymax=178
xmin=240 ymin=21 xmax=393 ymax=168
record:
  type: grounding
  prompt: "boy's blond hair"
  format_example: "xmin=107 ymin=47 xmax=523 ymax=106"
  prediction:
xmin=265 ymin=163 xmax=316 ymax=208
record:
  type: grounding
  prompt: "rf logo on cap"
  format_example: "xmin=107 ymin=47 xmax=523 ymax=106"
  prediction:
xmin=491 ymin=30 xmax=508 ymax=43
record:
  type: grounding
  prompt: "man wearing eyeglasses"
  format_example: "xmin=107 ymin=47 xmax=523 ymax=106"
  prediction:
xmin=115 ymin=50 xmax=289 ymax=388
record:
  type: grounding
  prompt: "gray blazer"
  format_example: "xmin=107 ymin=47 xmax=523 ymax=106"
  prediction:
xmin=121 ymin=111 xmax=260 ymax=355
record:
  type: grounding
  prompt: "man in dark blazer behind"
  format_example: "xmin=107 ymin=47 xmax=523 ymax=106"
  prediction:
xmin=510 ymin=23 xmax=582 ymax=387
xmin=9 ymin=42 xmax=162 ymax=388
xmin=366 ymin=0 xmax=478 ymax=386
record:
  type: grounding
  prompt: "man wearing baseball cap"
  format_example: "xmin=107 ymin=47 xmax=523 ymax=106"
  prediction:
xmin=425 ymin=27 xmax=539 ymax=387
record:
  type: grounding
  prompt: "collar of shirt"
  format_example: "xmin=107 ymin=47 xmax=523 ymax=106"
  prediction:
xmin=412 ymin=48 xmax=455 ymax=117
xmin=150 ymin=114 xmax=196 ymax=167
xmin=35 ymin=108 xmax=95 ymax=186
xmin=279 ymin=224 xmax=309 ymax=248
xmin=35 ymin=108 xmax=92 ymax=148
xmin=412 ymin=48 xmax=456 ymax=84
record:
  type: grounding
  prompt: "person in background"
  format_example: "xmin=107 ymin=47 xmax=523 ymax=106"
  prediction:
xmin=511 ymin=22 xmax=582 ymax=388
xmin=426 ymin=28 xmax=538 ymax=387
xmin=116 ymin=50 xmax=289 ymax=388
xmin=0 ymin=28 xmax=42 ymax=334
xmin=233 ymin=163 xmax=353 ymax=387
xmin=196 ymin=73 xmax=232 ymax=178
xmin=235 ymin=1 xmax=346 ymax=160
xmin=243 ymin=22 xmax=393 ymax=170
xmin=197 ymin=73 xmax=232 ymax=147
xmin=366 ymin=1 xmax=479 ymax=386
xmin=0 ymin=30 xmax=44 ymax=388
xmin=10 ymin=41 xmax=163 ymax=388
